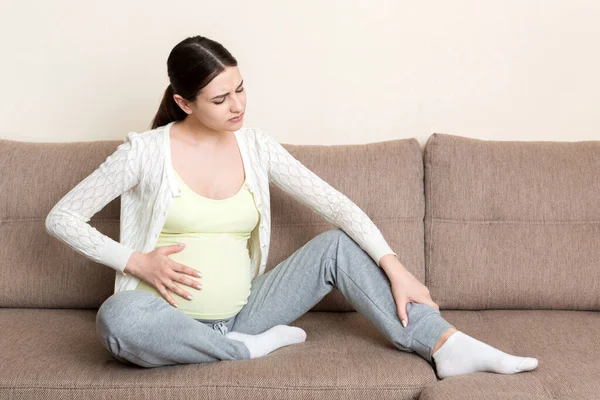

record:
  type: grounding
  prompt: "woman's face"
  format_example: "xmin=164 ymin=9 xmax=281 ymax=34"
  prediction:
xmin=174 ymin=66 xmax=247 ymax=132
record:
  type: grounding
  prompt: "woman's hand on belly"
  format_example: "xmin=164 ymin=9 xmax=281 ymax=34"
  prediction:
xmin=128 ymin=243 xmax=204 ymax=308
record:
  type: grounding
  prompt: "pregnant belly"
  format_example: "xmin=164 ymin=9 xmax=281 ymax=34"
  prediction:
xmin=135 ymin=234 xmax=253 ymax=319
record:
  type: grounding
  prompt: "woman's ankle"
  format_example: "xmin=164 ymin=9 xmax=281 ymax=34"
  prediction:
xmin=432 ymin=327 xmax=458 ymax=354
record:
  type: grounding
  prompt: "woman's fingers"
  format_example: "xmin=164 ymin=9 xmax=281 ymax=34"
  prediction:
xmin=396 ymin=296 xmax=409 ymax=328
xmin=157 ymin=284 xmax=179 ymax=308
xmin=166 ymin=281 xmax=194 ymax=301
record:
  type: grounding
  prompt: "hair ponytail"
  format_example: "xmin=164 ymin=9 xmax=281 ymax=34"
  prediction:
xmin=151 ymin=84 xmax=187 ymax=129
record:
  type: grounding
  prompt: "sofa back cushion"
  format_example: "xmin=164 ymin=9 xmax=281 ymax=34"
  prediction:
xmin=1 ymin=135 xmax=424 ymax=311
xmin=267 ymin=138 xmax=425 ymax=312
xmin=0 ymin=139 xmax=123 ymax=309
xmin=424 ymin=133 xmax=600 ymax=310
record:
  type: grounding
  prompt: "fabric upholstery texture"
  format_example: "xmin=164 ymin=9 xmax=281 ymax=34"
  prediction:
xmin=0 ymin=131 xmax=598 ymax=399
xmin=424 ymin=133 xmax=600 ymax=310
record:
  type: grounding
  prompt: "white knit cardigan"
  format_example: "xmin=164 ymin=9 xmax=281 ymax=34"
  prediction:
xmin=45 ymin=121 xmax=397 ymax=294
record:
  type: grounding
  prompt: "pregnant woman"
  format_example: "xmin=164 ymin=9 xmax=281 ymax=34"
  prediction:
xmin=45 ymin=34 xmax=538 ymax=379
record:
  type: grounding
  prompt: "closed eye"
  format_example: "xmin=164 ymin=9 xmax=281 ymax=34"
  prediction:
xmin=214 ymin=88 xmax=244 ymax=105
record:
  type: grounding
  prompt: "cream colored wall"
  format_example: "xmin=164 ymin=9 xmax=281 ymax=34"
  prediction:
xmin=1 ymin=1 xmax=598 ymax=146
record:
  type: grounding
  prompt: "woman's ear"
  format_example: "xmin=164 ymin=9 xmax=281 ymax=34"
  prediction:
xmin=173 ymin=94 xmax=192 ymax=115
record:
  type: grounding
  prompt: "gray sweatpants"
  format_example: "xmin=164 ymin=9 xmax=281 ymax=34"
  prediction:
xmin=96 ymin=229 xmax=454 ymax=368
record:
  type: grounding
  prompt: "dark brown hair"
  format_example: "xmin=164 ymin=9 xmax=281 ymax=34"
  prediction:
xmin=150 ymin=35 xmax=238 ymax=129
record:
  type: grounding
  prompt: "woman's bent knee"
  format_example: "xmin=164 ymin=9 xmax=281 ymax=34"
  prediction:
xmin=96 ymin=290 xmax=167 ymax=367
xmin=98 ymin=335 xmax=165 ymax=368
xmin=96 ymin=290 xmax=157 ymax=341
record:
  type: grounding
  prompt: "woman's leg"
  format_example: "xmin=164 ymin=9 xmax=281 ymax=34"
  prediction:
xmin=95 ymin=290 xmax=251 ymax=368
xmin=232 ymin=228 xmax=454 ymax=363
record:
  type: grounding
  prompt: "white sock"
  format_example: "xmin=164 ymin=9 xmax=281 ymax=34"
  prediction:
xmin=432 ymin=331 xmax=538 ymax=379
xmin=225 ymin=324 xmax=307 ymax=358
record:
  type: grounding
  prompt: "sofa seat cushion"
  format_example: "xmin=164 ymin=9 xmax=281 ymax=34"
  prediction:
xmin=419 ymin=309 xmax=600 ymax=399
xmin=0 ymin=309 xmax=437 ymax=399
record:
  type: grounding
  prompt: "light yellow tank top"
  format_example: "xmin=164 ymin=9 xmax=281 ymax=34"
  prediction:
xmin=135 ymin=168 xmax=260 ymax=320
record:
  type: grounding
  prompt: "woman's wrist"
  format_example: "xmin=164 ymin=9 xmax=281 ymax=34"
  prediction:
xmin=124 ymin=251 xmax=144 ymax=275
xmin=379 ymin=254 xmax=406 ymax=275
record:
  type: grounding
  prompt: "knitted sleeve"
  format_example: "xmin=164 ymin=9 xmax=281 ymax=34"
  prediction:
xmin=260 ymin=130 xmax=397 ymax=267
xmin=45 ymin=132 xmax=140 ymax=274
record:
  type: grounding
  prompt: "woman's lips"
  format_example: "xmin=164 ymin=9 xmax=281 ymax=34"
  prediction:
xmin=229 ymin=112 xmax=244 ymax=122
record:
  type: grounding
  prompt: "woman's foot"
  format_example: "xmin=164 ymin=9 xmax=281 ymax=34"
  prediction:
xmin=225 ymin=325 xmax=307 ymax=358
xmin=432 ymin=330 xmax=538 ymax=379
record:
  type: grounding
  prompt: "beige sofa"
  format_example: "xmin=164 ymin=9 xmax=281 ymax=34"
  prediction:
xmin=1 ymin=132 xmax=598 ymax=399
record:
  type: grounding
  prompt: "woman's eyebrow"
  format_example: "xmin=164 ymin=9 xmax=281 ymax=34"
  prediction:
xmin=211 ymin=80 xmax=244 ymax=100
